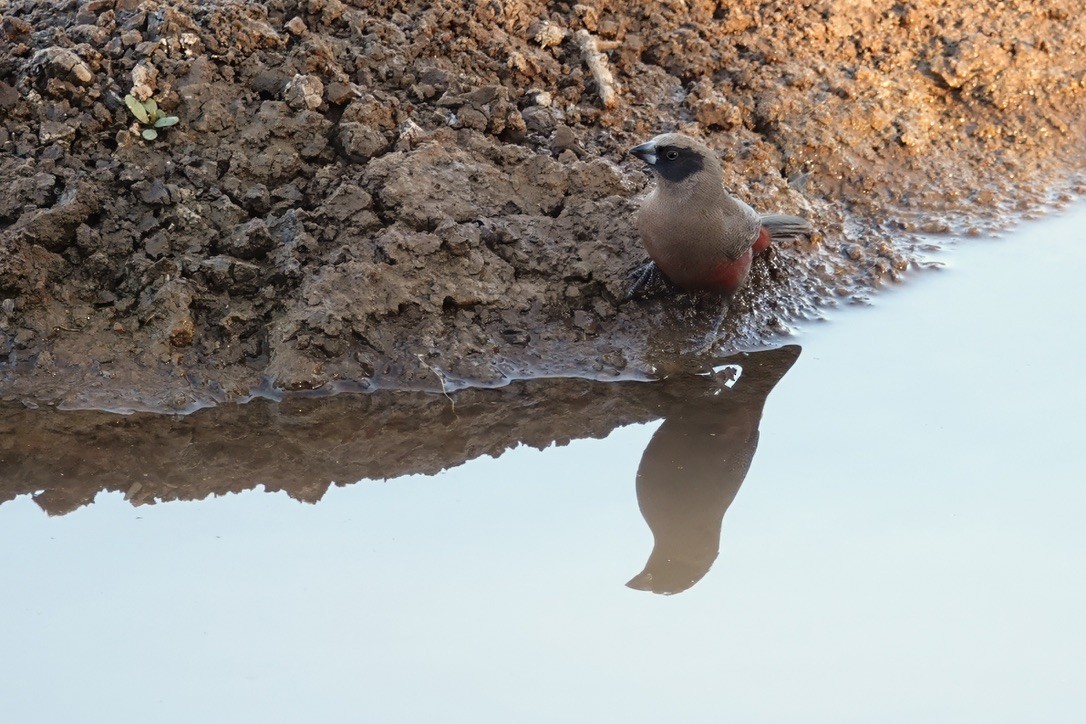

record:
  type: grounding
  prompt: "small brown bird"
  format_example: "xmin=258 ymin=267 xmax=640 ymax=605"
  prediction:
xmin=627 ymin=133 xmax=813 ymax=298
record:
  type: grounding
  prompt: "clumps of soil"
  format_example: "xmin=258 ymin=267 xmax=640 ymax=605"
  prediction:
xmin=1 ymin=0 xmax=1084 ymax=411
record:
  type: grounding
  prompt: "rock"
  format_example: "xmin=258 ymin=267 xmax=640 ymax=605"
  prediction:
xmin=30 ymin=47 xmax=94 ymax=85
xmin=521 ymin=106 xmax=557 ymax=135
xmin=220 ymin=219 xmax=275 ymax=260
xmin=452 ymin=107 xmax=487 ymax=131
xmin=324 ymin=81 xmax=357 ymax=105
xmin=136 ymin=179 xmax=172 ymax=206
xmin=145 ymin=233 xmax=170 ymax=258
xmin=341 ymin=95 xmax=397 ymax=129
xmin=285 ymin=17 xmax=308 ymax=36
xmin=10 ymin=181 xmax=100 ymax=252
xmin=283 ymin=74 xmax=324 ymax=110
xmin=336 ymin=123 xmax=388 ymax=161
xmin=550 ymin=125 xmax=585 ymax=156
xmin=320 ymin=183 xmax=373 ymax=221
xmin=396 ymin=119 xmax=428 ymax=150
xmin=38 ymin=121 xmax=76 ymax=146
xmin=130 ymin=60 xmax=158 ymax=100
xmin=531 ymin=21 xmax=566 ymax=48
xmin=241 ymin=183 xmax=271 ymax=213
xmin=0 ymin=81 xmax=18 ymax=109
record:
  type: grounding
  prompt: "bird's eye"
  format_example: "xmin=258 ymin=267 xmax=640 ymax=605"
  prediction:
xmin=665 ymin=150 xmax=679 ymax=160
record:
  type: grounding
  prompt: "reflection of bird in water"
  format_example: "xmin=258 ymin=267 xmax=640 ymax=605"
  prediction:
xmin=627 ymin=345 xmax=800 ymax=595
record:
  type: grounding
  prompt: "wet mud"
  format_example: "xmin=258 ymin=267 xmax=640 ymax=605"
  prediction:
xmin=1 ymin=0 xmax=1084 ymax=410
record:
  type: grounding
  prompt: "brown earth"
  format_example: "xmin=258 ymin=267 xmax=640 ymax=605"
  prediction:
xmin=1 ymin=0 xmax=1084 ymax=412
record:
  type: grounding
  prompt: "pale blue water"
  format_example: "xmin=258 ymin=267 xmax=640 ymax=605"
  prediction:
xmin=1 ymin=205 xmax=1084 ymax=723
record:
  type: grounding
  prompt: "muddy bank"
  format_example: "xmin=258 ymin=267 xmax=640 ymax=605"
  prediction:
xmin=1 ymin=0 xmax=1084 ymax=411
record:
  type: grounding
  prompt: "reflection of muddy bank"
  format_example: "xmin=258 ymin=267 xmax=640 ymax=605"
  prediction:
xmin=0 ymin=345 xmax=799 ymax=541
xmin=1 ymin=1 xmax=1084 ymax=411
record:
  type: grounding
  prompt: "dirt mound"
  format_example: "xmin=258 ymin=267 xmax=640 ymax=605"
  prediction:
xmin=1 ymin=0 xmax=1084 ymax=411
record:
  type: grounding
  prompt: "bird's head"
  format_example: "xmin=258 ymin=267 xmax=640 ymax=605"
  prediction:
xmin=628 ymin=133 xmax=716 ymax=184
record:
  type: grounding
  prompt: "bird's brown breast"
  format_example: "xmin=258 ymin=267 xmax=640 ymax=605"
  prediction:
xmin=637 ymin=188 xmax=759 ymax=291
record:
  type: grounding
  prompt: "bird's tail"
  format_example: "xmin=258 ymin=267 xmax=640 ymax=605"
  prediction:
xmin=760 ymin=214 xmax=814 ymax=241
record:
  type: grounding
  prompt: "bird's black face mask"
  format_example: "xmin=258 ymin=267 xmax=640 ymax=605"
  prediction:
xmin=631 ymin=143 xmax=705 ymax=183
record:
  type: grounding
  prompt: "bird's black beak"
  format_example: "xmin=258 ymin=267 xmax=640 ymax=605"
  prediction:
xmin=629 ymin=142 xmax=657 ymax=166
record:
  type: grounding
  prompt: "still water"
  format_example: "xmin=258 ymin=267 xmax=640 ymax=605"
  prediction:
xmin=2 ymin=205 xmax=1085 ymax=722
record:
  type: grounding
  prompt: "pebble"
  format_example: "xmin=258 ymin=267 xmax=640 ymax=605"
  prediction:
xmin=285 ymin=17 xmax=307 ymax=36
xmin=284 ymin=74 xmax=324 ymax=110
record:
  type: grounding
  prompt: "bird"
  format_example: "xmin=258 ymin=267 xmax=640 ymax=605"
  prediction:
xmin=626 ymin=133 xmax=813 ymax=299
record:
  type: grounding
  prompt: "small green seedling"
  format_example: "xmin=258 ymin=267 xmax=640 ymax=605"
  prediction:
xmin=124 ymin=94 xmax=179 ymax=140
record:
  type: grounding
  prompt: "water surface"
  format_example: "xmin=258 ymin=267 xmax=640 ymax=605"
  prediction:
xmin=2 ymin=205 xmax=1085 ymax=723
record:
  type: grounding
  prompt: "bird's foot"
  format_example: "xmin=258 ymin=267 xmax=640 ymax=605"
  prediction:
xmin=624 ymin=260 xmax=665 ymax=301
xmin=689 ymin=300 xmax=732 ymax=356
